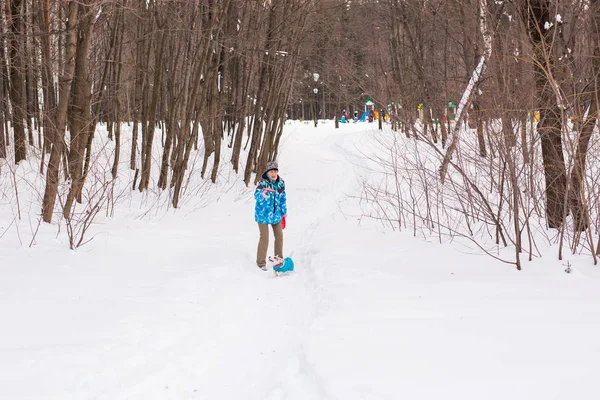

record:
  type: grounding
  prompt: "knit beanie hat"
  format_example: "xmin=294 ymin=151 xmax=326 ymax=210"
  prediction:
xmin=262 ymin=160 xmax=279 ymax=179
xmin=265 ymin=160 xmax=278 ymax=174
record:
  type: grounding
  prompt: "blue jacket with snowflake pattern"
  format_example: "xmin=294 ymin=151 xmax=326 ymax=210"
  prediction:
xmin=254 ymin=176 xmax=287 ymax=225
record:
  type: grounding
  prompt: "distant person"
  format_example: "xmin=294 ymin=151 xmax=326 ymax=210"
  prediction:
xmin=254 ymin=161 xmax=287 ymax=271
xmin=353 ymin=111 xmax=359 ymax=122
xmin=340 ymin=109 xmax=347 ymax=123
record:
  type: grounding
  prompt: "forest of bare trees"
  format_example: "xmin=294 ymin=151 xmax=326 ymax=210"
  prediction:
xmin=1 ymin=0 xmax=600 ymax=264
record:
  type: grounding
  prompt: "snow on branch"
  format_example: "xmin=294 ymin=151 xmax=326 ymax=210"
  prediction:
xmin=454 ymin=55 xmax=485 ymax=125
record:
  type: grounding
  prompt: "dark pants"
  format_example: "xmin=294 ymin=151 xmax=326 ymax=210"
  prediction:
xmin=256 ymin=222 xmax=283 ymax=267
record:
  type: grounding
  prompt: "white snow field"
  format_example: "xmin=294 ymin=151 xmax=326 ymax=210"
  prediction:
xmin=1 ymin=120 xmax=600 ymax=400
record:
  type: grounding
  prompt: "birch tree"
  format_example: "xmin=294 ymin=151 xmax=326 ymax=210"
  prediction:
xmin=439 ymin=0 xmax=496 ymax=184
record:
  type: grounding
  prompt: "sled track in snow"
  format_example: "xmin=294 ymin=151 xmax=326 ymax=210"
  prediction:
xmin=265 ymin=129 xmax=367 ymax=400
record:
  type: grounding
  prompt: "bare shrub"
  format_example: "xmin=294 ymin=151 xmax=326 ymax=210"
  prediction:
xmin=359 ymin=119 xmax=557 ymax=270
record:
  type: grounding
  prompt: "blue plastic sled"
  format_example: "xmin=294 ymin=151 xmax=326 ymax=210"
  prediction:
xmin=273 ymin=257 xmax=294 ymax=274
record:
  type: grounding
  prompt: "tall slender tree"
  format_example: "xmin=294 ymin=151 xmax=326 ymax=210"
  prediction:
xmin=6 ymin=0 xmax=27 ymax=163
xmin=41 ymin=1 xmax=79 ymax=223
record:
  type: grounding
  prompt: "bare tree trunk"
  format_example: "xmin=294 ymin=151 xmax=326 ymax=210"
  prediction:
xmin=30 ymin=4 xmax=42 ymax=135
xmin=200 ymin=87 xmax=216 ymax=179
xmin=230 ymin=53 xmax=251 ymax=173
xmin=524 ymin=0 xmax=567 ymax=228
xmin=210 ymin=52 xmax=224 ymax=183
xmin=493 ymin=22 xmax=516 ymax=148
xmin=42 ymin=1 xmax=79 ymax=223
xmin=569 ymin=110 xmax=596 ymax=231
xmin=243 ymin=57 xmax=269 ymax=184
xmin=130 ymin=15 xmax=147 ymax=172
xmin=111 ymin=4 xmax=126 ymax=180
xmin=23 ymin=0 xmax=34 ymax=146
xmin=474 ymin=102 xmax=486 ymax=157
xmin=139 ymin=26 xmax=166 ymax=192
xmin=38 ymin=0 xmax=56 ymax=163
xmin=0 ymin=6 xmax=7 ymax=159
xmin=7 ymin=0 xmax=27 ymax=163
xmin=158 ymin=21 xmax=190 ymax=189
xmin=64 ymin=1 xmax=97 ymax=219
xmin=229 ymin=3 xmax=253 ymax=173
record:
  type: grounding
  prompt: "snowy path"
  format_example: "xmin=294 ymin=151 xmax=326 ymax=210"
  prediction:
xmin=260 ymin=124 xmax=365 ymax=399
xmin=2 ymin=122 xmax=600 ymax=399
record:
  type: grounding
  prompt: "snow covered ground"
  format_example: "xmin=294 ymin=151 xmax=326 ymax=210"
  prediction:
xmin=1 ymin=120 xmax=600 ymax=399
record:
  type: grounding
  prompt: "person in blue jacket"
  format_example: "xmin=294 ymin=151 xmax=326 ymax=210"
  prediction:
xmin=254 ymin=160 xmax=287 ymax=270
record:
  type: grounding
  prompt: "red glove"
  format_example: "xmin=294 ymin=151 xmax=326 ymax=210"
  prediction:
xmin=282 ymin=216 xmax=286 ymax=229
